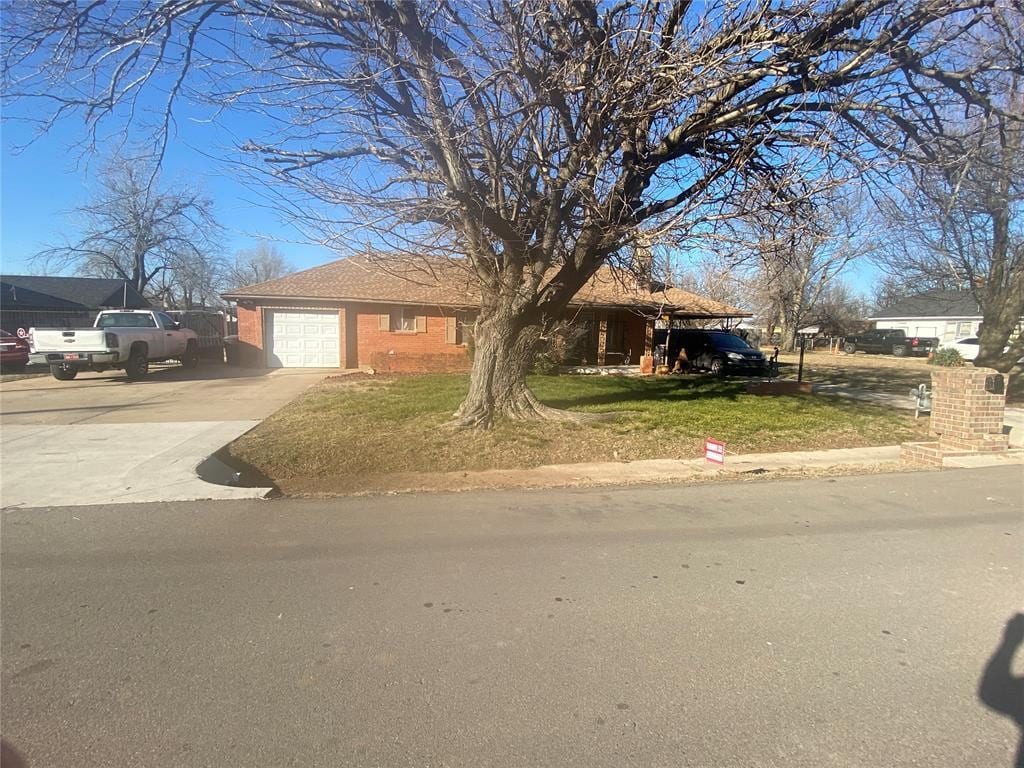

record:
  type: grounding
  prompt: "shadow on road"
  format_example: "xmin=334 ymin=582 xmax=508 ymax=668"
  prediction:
xmin=0 ymin=402 xmax=166 ymax=417
xmin=1 ymin=363 xmax=276 ymax=389
xmin=141 ymin=363 xmax=275 ymax=383
xmin=1 ymin=740 xmax=26 ymax=767
xmin=979 ymin=613 xmax=1024 ymax=767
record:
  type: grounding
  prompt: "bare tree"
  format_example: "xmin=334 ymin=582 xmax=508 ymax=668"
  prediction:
xmin=673 ymin=257 xmax=751 ymax=329
xmin=743 ymin=197 xmax=864 ymax=350
xmin=875 ymin=78 xmax=1024 ymax=372
xmin=149 ymin=251 xmax=226 ymax=310
xmin=812 ymin=281 xmax=872 ymax=337
xmin=224 ymin=243 xmax=294 ymax=291
xmin=4 ymin=2 xmax=1020 ymax=425
xmin=35 ymin=156 xmax=221 ymax=301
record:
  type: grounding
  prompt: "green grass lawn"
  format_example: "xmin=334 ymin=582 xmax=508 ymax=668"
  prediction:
xmin=228 ymin=373 xmax=929 ymax=494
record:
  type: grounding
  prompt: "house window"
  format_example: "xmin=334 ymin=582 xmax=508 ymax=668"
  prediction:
xmin=391 ymin=308 xmax=417 ymax=332
xmin=956 ymin=321 xmax=974 ymax=337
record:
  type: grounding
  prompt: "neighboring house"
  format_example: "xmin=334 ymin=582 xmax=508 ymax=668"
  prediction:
xmin=868 ymin=289 xmax=997 ymax=342
xmin=222 ymin=255 xmax=750 ymax=371
xmin=0 ymin=275 xmax=150 ymax=335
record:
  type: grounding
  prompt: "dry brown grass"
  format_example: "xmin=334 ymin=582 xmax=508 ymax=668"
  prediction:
xmin=228 ymin=373 xmax=930 ymax=495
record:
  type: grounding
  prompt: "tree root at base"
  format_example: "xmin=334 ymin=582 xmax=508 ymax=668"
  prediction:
xmin=445 ymin=390 xmax=618 ymax=430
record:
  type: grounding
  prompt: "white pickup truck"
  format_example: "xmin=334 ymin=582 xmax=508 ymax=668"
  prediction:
xmin=30 ymin=309 xmax=201 ymax=381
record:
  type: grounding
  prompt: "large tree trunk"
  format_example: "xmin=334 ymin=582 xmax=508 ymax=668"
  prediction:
xmin=448 ymin=310 xmax=601 ymax=429
xmin=975 ymin=288 xmax=1024 ymax=374
xmin=974 ymin=202 xmax=1024 ymax=374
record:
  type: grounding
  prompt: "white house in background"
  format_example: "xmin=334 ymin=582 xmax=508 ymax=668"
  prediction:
xmin=868 ymin=289 xmax=985 ymax=342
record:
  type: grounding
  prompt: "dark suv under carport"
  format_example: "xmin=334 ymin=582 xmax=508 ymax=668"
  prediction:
xmin=672 ymin=330 xmax=767 ymax=375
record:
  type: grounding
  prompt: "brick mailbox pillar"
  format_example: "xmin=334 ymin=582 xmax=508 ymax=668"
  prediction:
xmin=901 ymin=366 xmax=1009 ymax=466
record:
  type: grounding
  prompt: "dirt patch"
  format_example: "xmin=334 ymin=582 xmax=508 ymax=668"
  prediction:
xmin=776 ymin=351 xmax=933 ymax=394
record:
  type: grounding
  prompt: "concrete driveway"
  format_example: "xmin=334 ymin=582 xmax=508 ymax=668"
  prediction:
xmin=0 ymin=365 xmax=329 ymax=508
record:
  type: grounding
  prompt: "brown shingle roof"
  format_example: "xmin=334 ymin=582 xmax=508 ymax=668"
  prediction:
xmin=222 ymin=255 xmax=749 ymax=318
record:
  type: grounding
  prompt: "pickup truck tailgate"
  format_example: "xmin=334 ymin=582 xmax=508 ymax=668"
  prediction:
xmin=30 ymin=328 xmax=107 ymax=352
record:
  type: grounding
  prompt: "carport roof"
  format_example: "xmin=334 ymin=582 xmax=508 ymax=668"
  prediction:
xmin=222 ymin=255 xmax=750 ymax=318
xmin=1 ymin=275 xmax=150 ymax=310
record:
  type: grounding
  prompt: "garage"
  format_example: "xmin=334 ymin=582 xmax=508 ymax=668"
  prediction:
xmin=266 ymin=310 xmax=340 ymax=368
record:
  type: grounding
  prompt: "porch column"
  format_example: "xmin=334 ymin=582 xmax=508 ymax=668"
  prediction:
xmin=644 ymin=318 xmax=654 ymax=356
xmin=597 ymin=313 xmax=608 ymax=366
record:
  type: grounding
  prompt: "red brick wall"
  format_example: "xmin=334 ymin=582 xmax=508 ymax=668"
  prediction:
xmin=235 ymin=305 xmax=264 ymax=367
xmin=355 ymin=304 xmax=470 ymax=373
xmin=233 ymin=300 xmax=471 ymax=371
xmin=930 ymin=367 xmax=1006 ymax=441
xmin=901 ymin=366 xmax=1009 ymax=465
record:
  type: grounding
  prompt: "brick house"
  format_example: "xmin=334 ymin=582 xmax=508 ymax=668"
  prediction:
xmin=222 ymin=255 xmax=749 ymax=371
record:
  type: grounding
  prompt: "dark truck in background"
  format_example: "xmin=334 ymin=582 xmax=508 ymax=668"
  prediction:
xmin=843 ymin=329 xmax=940 ymax=357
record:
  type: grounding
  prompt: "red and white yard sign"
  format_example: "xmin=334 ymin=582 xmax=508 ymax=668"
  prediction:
xmin=704 ymin=438 xmax=726 ymax=464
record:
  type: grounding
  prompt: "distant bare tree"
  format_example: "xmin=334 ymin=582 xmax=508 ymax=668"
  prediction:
xmin=700 ymin=192 xmax=866 ymax=350
xmin=35 ymin=156 xmax=221 ymax=300
xmin=673 ymin=257 xmax=750 ymax=329
xmin=754 ymin=202 xmax=863 ymax=351
xmin=150 ymin=251 xmax=226 ymax=310
xmin=224 ymin=244 xmax=293 ymax=291
xmin=813 ymin=282 xmax=872 ymax=337
xmin=875 ymin=78 xmax=1024 ymax=372
xmin=4 ymin=2 xmax=1020 ymax=425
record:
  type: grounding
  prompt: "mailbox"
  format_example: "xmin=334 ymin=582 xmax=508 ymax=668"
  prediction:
xmin=910 ymin=383 xmax=931 ymax=419
xmin=985 ymin=374 xmax=1005 ymax=395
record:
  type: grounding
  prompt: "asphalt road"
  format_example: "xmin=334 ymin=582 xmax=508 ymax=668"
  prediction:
xmin=2 ymin=468 xmax=1022 ymax=768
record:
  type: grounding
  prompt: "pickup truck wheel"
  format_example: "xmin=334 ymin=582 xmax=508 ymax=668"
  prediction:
xmin=843 ymin=343 xmax=857 ymax=354
xmin=125 ymin=350 xmax=149 ymax=380
xmin=180 ymin=341 xmax=200 ymax=369
xmin=50 ymin=364 xmax=78 ymax=381
xmin=892 ymin=344 xmax=908 ymax=357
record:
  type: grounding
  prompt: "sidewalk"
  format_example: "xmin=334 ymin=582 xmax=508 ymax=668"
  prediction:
xmin=809 ymin=382 xmax=1024 ymax=447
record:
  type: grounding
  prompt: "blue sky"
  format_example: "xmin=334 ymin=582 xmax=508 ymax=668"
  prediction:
xmin=1 ymin=93 xmax=880 ymax=297
xmin=0 ymin=111 xmax=339 ymax=277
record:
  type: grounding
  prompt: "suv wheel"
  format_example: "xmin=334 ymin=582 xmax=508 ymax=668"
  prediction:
xmin=709 ymin=357 xmax=724 ymax=376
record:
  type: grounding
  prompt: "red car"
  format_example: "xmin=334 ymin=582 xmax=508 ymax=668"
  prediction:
xmin=1 ymin=330 xmax=30 ymax=372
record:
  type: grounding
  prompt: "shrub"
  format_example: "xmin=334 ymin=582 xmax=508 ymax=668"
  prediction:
xmin=532 ymin=351 xmax=560 ymax=375
xmin=929 ymin=348 xmax=965 ymax=367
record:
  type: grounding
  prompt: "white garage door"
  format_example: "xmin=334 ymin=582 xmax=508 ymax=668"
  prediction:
xmin=266 ymin=311 xmax=340 ymax=368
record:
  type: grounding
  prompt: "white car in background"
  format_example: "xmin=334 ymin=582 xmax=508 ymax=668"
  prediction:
xmin=939 ymin=337 xmax=1022 ymax=364
xmin=939 ymin=337 xmax=983 ymax=361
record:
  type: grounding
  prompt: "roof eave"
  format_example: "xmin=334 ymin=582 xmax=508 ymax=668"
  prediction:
xmin=223 ymin=293 xmax=751 ymax=318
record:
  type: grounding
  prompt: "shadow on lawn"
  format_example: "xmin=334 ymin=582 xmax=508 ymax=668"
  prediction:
xmin=537 ymin=376 xmax=746 ymax=410
xmin=777 ymin=360 xmax=930 ymax=394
